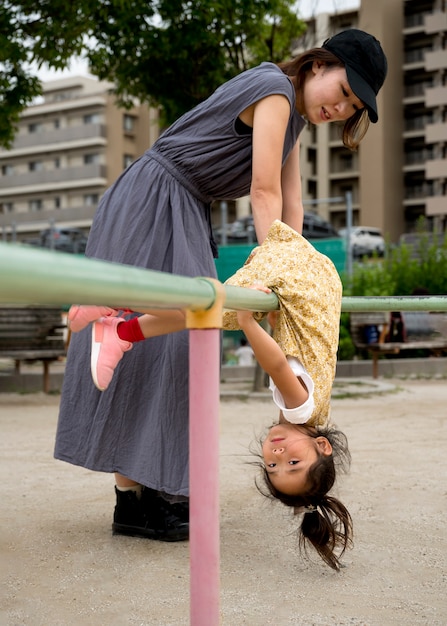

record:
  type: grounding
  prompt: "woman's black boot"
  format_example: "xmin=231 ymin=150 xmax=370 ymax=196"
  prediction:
xmin=112 ymin=486 xmax=189 ymax=542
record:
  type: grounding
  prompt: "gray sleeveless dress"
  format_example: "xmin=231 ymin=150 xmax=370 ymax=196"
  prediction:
xmin=54 ymin=62 xmax=306 ymax=497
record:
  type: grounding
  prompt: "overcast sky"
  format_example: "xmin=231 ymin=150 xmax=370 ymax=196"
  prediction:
xmin=37 ymin=0 xmax=361 ymax=81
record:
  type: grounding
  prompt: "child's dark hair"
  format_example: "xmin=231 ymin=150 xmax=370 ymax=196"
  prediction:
xmin=255 ymin=425 xmax=353 ymax=571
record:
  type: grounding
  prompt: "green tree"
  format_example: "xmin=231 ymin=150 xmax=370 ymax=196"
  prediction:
xmin=0 ymin=0 xmax=305 ymax=147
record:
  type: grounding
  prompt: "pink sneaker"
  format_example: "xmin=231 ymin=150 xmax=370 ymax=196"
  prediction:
xmin=91 ymin=317 xmax=133 ymax=391
xmin=68 ymin=305 xmax=118 ymax=332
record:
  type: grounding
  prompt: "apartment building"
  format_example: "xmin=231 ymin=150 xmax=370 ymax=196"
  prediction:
xmin=403 ymin=0 xmax=447 ymax=230
xmin=1 ymin=0 xmax=446 ymax=245
xmin=0 ymin=76 xmax=158 ymax=241
xmin=296 ymin=0 xmax=447 ymax=242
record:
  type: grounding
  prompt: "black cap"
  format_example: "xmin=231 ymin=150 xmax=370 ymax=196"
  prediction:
xmin=322 ymin=29 xmax=387 ymax=123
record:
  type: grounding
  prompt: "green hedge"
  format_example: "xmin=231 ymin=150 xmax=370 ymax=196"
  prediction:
xmin=337 ymin=230 xmax=447 ymax=360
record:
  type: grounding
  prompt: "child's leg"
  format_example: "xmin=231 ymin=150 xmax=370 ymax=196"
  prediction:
xmin=134 ymin=310 xmax=186 ymax=339
xmin=115 ymin=310 xmax=186 ymax=343
xmin=90 ymin=310 xmax=186 ymax=392
xmin=68 ymin=305 xmax=185 ymax=336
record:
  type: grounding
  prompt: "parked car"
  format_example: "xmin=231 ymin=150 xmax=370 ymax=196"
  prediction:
xmin=338 ymin=226 xmax=385 ymax=258
xmin=214 ymin=213 xmax=339 ymax=245
xmin=24 ymin=227 xmax=88 ymax=254
xmin=302 ymin=213 xmax=340 ymax=239
xmin=215 ymin=216 xmax=257 ymax=244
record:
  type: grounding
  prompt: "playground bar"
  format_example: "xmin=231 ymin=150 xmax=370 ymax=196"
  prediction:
xmin=342 ymin=295 xmax=447 ymax=312
xmin=189 ymin=328 xmax=221 ymax=625
xmin=0 ymin=242 xmax=278 ymax=312
xmin=1 ymin=242 xmax=447 ymax=312
xmin=1 ymin=242 xmax=447 ymax=626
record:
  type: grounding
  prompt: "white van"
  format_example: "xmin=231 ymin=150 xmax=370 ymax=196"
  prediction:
xmin=338 ymin=226 xmax=385 ymax=258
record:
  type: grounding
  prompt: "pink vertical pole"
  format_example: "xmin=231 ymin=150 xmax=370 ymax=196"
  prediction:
xmin=189 ymin=327 xmax=221 ymax=626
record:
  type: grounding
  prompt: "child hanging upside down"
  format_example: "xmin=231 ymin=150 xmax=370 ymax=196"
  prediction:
xmin=68 ymin=220 xmax=352 ymax=570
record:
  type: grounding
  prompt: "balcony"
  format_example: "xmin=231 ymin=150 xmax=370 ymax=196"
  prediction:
xmin=0 ymin=124 xmax=107 ymax=156
xmin=0 ymin=164 xmax=107 ymax=193
xmin=425 ymin=49 xmax=447 ymax=72
xmin=426 ymin=158 xmax=447 ymax=179
xmin=425 ymin=85 xmax=447 ymax=108
xmin=403 ymin=149 xmax=434 ymax=171
xmin=0 ymin=203 xmax=99 ymax=231
xmin=403 ymin=82 xmax=428 ymax=104
xmin=404 ymin=115 xmax=434 ymax=138
xmin=404 ymin=182 xmax=434 ymax=201
xmin=425 ymin=12 xmax=447 ymax=34
xmin=426 ymin=195 xmax=447 ymax=216
xmin=426 ymin=122 xmax=447 ymax=142
xmin=403 ymin=48 xmax=427 ymax=70
xmin=404 ymin=12 xmax=425 ymax=31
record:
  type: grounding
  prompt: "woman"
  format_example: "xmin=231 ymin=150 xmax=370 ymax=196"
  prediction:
xmin=54 ymin=29 xmax=387 ymax=541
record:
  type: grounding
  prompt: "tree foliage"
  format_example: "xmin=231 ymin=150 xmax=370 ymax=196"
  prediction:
xmin=0 ymin=0 xmax=305 ymax=147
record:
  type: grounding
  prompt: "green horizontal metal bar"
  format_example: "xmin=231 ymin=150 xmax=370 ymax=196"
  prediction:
xmin=341 ymin=296 xmax=447 ymax=312
xmin=0 ymin=242 xmax=278 ymax=312
xmin=1 ymin=243 xmax=447 ymax=313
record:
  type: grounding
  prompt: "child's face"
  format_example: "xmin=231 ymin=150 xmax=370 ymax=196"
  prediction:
xmin=262 ymin=424 xmax=332 ymax=496
xmin=302 ymin=64 xmax=364 ymax=125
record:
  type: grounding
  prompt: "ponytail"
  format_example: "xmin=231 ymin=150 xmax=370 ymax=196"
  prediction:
xmin=297 ymin=495 xmax=353 ymax=571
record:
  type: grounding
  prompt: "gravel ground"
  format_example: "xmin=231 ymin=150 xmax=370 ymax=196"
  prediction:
xmin=1 ymin=379 xmax=446 ymax=625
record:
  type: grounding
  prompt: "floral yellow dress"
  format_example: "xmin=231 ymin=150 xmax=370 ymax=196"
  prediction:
xmin=223 ymin=220 xmax=342 ymax=427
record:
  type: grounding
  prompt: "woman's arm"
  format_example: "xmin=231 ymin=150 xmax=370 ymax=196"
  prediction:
xmin=240 ymin=95 xmax=303 ymax=242
xmin=242 ymin=94 xmax=291 ymax=244
xmin=281 ymin=140 xmax=304 ymax=234
xmin=236 ymin=298 xmax=309 ymax=410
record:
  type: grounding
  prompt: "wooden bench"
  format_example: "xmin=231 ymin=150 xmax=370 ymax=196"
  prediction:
xmin=0 ymin=306 xmax=67 ymax=392
xmin=350 ymin=311 xmax=447 ymax=378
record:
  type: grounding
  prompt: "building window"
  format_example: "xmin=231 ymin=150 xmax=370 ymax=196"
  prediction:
xmin=84 ymin=153 xmax=100 ymax=165
xmin=54 ymin=158 xmax=60 ymax=169
xmin=340 ymin=154 xmax=354 ymax=171
xmin=1 ymin=202 xmax=13 ymax=213
xmin=84 ymin=194 xmax=99 ymax=206
xmin=29 ymin=199 xmax=43 ymax=211
xmin=29 ymin=161 xmax=43 ymax=172
xmin=54 ymin=197 xmax=61 ymax=209
xmin=28 ymin=122 xmax=43 ymax=134
xmin=123 ymin=154 xmax=134 ymax=169
xmin=1 ymin=164 xmax=14 ymax=176
xmin=83 ymin=113 xmax=101 ymax=124
xmin=54 ymin=119 xmax=60 ymax=129
xmin=123 ymin=115 xmax=135 ymax=132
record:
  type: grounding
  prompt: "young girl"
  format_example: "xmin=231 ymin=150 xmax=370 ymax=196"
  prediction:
xmin=225 ymin=220 xmax=352 ymax=571
xmin=69 ymin=219 xmax=352 ymax=570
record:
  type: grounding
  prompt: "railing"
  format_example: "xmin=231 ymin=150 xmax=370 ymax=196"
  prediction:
xmin=1 ymin=241 xmax=447 ymax=626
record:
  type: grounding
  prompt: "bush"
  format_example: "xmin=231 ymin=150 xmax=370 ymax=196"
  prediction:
xmin=338 ymin=229 xmax=447 ymax=359
xmin=337 ymin=313 xmax=356 ymax=361
xmin=343 ymin=230 xmax=447 ymax=297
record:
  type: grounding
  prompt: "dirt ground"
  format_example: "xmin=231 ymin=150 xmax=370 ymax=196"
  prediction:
xmin=1 ymin=379 xmax=446 ymax=626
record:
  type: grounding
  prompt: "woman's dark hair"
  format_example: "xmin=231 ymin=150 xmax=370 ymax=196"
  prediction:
xmin=255 ymin=425 xmax=353 ymax=571
xmin=278 ymin=48 xmax=370 ymax=151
